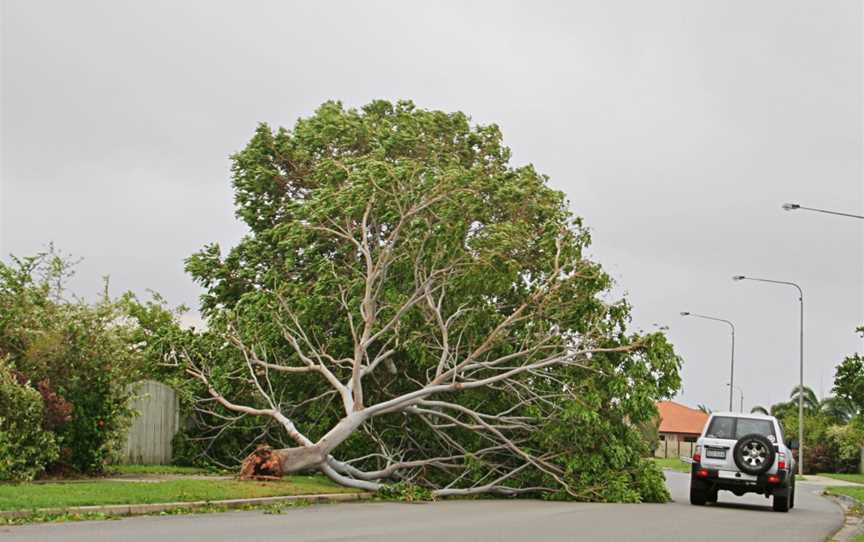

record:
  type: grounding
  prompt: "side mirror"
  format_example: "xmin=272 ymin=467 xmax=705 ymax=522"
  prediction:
xmin=786 ymin=439 xmax=799 ymax=450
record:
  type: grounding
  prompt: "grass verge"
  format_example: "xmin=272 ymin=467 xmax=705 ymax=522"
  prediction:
xmin=0 ymin=499 xmax=319 ymax=526
xmin=107 ymin=464 xmax=220 ymax=476
xmin=653 ymin=457 xmax=691 ymax=473
xmin=819 ymin=473 xmax=864 ymax=485
xmin=0 ymin=475 xmax=357 ymax=512
xmin=825 ymin=486 xmax=864 ymax=504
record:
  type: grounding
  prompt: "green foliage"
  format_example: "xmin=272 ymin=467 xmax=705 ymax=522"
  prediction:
xmin=789 ymin=385 xmax=820 ymax=413
xmin=821 ymin=396 xmax=858 ymax=425
xmin=0 ymin=249 xmax=146 ymax=475
xmin=636 ymin=417 xmax=661 ymax=456
xmin=834 ymin=327 xmax=864 ymax=415
xmin=0 ymin=361 xmax=59 ymax=481
xmin=179 ymin=100 xmax=682 ymax=501
xmin=376 ymin=482 xmax=434 ymax=502
xmin=630 ymin=460 xmax=672 ymax=503
xmin=769 ymin=384 xmax=864 ymax=474
xmin=824 ymin=423 xmax=864 ymax=473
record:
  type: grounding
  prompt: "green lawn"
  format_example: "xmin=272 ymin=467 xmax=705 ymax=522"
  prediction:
xmin=653 ymin=457 xmax=691 ymax=473
xmin=0 ymin=476 xmax=357 ymax=511
xmin=818 ymin=473 xmax=864 ymax=485
xmin=108 ymin=465 xmax=217 ymax=476
xmin=824 ymin=486 xmax=864 ymax=503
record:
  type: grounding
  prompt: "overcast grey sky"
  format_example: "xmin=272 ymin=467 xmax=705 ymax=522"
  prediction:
xmin=1 ymin=0 xmax=862 ymax=412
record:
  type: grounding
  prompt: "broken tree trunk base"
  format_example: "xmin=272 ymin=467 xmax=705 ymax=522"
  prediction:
xmin=238 ymin=445 xmax=284 ymax=480
xmin=238 ymin=444 xmax=327 ymax=480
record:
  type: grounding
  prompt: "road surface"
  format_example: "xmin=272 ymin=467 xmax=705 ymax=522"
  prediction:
xmin=0 ymin=471 xmax=844 ymax=541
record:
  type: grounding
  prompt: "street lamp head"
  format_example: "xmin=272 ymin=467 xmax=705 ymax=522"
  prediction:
xmin=732 ymin=275 xmax=746 ymax=281
xmin=680 ymin=311 xmax=691 ymax=316
xmin=782 ymin=203 xmax=801 ymax=211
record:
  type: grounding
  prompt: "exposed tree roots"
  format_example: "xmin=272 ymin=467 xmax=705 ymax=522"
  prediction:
xmin=238 ymin=445 xmax=284 ymax=480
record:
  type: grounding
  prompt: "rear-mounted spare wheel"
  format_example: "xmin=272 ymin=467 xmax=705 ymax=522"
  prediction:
xmin=733 ymin=433 xmax=776 ymax=475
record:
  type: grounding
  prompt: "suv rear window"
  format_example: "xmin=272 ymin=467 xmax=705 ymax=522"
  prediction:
xmin=705 ymin=416 xmax=776 ymax=441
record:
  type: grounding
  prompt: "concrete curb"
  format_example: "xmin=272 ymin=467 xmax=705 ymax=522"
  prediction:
xmin=0 ymin=492 xmax=374 ymax=520
xmin=823 ymin=490 xmax=864 ymax=542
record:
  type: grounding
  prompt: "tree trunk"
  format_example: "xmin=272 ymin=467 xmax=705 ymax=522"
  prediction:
xmin=239 ymin=444 xmax=325 ymax=479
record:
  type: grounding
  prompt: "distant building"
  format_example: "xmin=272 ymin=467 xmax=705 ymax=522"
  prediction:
xmin=655 ymin=401 xmax=709 ymax=459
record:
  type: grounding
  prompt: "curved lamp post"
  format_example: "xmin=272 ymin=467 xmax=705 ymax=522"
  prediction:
xmin=680 ymin=311 xmax=736 ymax=411
xmin=732 ymin=275 xmax=804 ymax=476
xmin=782 ymin=203 xmax=864 ymax=220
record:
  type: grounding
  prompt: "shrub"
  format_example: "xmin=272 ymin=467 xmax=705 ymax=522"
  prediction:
xmin=825 ymin=424 xmax=864 ymax=473
xmin=0 ymin=361 xmax=59 ymax=481
xmin=0 ymin=250 xmax=145 ymax=475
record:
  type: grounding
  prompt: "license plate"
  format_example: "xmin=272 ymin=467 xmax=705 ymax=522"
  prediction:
xmin=706 ymin=448 xmax=726 ymax=459
xmin=719 ymin=470 xmax=757 ymax=481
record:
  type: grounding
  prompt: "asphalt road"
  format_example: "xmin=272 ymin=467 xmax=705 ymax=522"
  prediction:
xmin=0 ymin=471 xmax=844 ymax=542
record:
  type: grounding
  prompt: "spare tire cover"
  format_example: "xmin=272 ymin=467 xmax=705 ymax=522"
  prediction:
xmin=733 ymin=433 xmax=776 ymax=475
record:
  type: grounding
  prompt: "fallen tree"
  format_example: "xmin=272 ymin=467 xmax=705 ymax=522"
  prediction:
xmin=175 ymin=101 xmax=681 ymax=500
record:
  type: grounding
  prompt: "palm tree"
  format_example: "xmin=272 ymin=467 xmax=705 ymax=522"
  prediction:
xmin=820 ymin=396 xmax=858 ymax=424
xmin=697 ymin=404 xmax=712 ymax=414
xmin=770 ymin=400 xmax=796 ymax=419
xmin=789 ymin=385 xmax=820 ymax=413
xmin=750 ymin=406 xmax=769 ymax=415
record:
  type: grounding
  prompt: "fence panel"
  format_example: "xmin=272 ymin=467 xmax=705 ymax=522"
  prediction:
xmin=654 ymin=435 xmax=696 ymax=460
xmin=122 ymin=380 xmax=179 ymax=464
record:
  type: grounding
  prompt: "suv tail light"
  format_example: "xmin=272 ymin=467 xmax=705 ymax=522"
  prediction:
xmin=777 ymin=452 xmax=786 ymax=470
xmin=693 ymin=445 xmax=702 ymax=464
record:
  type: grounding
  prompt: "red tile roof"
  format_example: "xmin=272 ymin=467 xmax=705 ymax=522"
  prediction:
xmin=657 ymin=401 xmax=709 ymax=435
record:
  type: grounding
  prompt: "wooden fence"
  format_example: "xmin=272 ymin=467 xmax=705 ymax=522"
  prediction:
xmin=654 ymin=433 xmax=697 ymax=460
xmin=121 ymin=380 xmax=180 ymax=465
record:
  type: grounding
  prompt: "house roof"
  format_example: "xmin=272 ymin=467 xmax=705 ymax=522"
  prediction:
xmin=657 ymin=401 xmax=709 ymax=435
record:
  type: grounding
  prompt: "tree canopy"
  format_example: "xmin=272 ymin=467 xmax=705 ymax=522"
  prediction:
xmin=178 ymin=100 xmax=681 ymax=501
xmin=834 ymin=326 xmax=864 ymax=414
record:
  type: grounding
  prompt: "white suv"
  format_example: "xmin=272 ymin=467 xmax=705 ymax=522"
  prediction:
xmin=690 ymin=411 xmax=797 ymax=512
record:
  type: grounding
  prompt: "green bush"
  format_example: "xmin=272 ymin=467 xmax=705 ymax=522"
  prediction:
xmin=0 ymin=251 xmax=145 ymax=475
xmin=0 ymin=362 xmax=59 ymax=481
xmin=826 ymin=424 xmax=864 ymax=473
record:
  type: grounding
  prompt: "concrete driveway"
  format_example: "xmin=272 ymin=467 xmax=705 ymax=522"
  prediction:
xmin=0 ymin=471 xmax=844 ymax=541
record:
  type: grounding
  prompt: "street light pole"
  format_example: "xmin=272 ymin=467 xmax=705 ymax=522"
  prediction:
xmin=727 ymin=383 xmax=743 ymax=412
xmin=680 ymin=312 xmax=736 ymax=411
xmin=733 ymin=275 xmax=804 ymax=476
xmin=782 ymin=203 xmax=864 ymax=220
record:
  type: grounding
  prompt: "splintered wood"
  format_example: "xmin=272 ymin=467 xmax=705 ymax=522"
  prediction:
xmin=238 ymin=445 xmax=284 ymax=481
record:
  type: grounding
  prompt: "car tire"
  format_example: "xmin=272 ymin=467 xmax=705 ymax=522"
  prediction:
xmin=707 ymin=488 xmax=718 ymax=503
xmin=733 ymin=433 xmax=776 ymax=475
xmin=773 ymin=490 xmax=790 ymax=512
xmin=690 ymin=480 xmax=708 ymax=506
xmin=789 ymin=479 xmax=795 ymax=509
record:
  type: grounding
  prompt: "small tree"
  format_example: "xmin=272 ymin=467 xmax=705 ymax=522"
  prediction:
xmin=180 ymin=101 xmax=681 ymax=500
